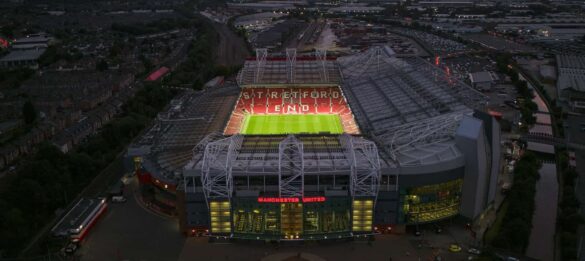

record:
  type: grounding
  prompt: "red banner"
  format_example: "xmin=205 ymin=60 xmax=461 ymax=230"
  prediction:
xmin=257 ymin=196 xmax=326 ymax=203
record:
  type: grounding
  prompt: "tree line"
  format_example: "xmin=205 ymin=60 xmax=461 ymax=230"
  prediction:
xmin=557 ymin=150 xmax=584 ymax=261
xmin=491 ymin=151 xmax=541 ymax=252
xmin=495 ymin=54 xmax=538 ymax=129
xmin=163 ymin=18 xmax=218 ymax=89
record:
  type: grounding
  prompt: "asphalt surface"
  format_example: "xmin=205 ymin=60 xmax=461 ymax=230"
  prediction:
xmin=212 ymin=22 xmax=250 ymax=67
xmin=79 ymin=180 xmax=184 ymax=261
xmin=77 ymin=178 xmax=478 ymax=261
xmin=177 ymin=228 xmax=475 ymax=261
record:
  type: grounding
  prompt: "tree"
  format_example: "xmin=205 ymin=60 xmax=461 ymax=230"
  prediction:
xmin=22 ymin=100 xmax=37 ymax=124
xmin=96 ymin=59 xmax=108 ymax=71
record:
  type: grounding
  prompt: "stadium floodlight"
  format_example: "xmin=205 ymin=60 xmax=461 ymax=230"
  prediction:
xmin=201 ymin=135 xmax=243 ymax=203
xmin=254 ymin=48 xmax=268 ymax=84
xmin=286 ymin=48 xmax=297 ymax=83
xmin=278 ymin=135 xmax=304 ymax=198
xmin=315 ymin=49 xmax=328 ymax=82
xmin=340 ymin=134 xmax=381 ymax=198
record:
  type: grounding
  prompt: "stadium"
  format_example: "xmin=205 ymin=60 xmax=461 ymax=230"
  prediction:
xmin=126 ymin=46 xmax=501 ymax=241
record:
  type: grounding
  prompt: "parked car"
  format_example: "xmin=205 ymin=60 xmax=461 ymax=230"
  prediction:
xmin=449 ymin=244 xmax=462 ymax=252
xmin=111 ymin=195 xmax=127 ymax=203
xmin=64 ymin=243 xmax=78 ymax=254
xmin=468 ymin=248 xmax=481 ymax=255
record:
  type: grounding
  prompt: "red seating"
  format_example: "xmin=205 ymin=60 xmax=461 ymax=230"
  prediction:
xmin=253 ymin=104 xmax=266 ymax=114
xmin=224 ymin=86 xmax=361 ymax=134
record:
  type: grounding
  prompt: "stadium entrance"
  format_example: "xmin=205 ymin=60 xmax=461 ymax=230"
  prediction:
xmin=230 ymin=196 xmax=354 ymax=240
xmin=280 ymin=202 xmax=303 ymax=239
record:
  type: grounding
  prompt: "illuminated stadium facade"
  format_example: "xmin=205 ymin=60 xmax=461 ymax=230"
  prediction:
xmin=126 ymin=46 xmax=501 ymax=240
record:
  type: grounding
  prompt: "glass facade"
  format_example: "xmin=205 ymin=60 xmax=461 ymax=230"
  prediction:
xmin=400 ymin=179 xmax=463 ymax=224
xmin=281 ymin=203 xmax=303 ymax=238
xmin=352 ymin=199 xmax=374 ymax=232
xmin=304 ymin=198 xmax=351 ymax=236
xmin=210 ymin=201 xmax=231 ymax=234
xmin=232 ymin=199 xmax=280 ymax=238
xmin=230 ymin=197 xmax=351 ymax=239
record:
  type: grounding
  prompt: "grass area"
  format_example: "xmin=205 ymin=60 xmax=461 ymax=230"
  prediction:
xmin=484 ymin=200 xmax=509 ymax=246
xmin=241 ymin=114 xmax=343 ymax=135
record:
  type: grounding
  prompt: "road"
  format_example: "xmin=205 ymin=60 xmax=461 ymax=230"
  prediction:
xmin=211 ymin=22 xmax=250 ymax=67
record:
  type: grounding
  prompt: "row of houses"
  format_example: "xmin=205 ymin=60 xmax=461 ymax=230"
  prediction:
xmin=0 ymin=73 xmax=136 ymax=170
xmin=52 ymin=86 xmax=136 ymax=154
xmin=0 ymin=122 xmax=58 ymax=170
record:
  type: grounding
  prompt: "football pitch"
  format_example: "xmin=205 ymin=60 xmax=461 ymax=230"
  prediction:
xmin=240 ymin=114 xmax=344 ymax=135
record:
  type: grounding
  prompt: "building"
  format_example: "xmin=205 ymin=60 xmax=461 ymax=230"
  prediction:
xmin=126 ymin=47 xmax=500 ymax=240
xmin=12 ymin=33 xmax=53 ymax=49
xmin=327 ymin=5 xmax=385 ymax=14
xmin=469 ymin=71 xmax=499 ymax=90
xmin=431 ymin=23 xmax=483 ymax=34
xmin=556 ymin=55 xmax=585 ymax=112
xmin=51 ymin=198 xmax=107 ymax=242
xmin=233 ymin=12 xmax=287 ymax=29
xmin=227 ymin=2 xmax=296 ymax=11
xmin=0 ymin=48 xmax=46 ymax=69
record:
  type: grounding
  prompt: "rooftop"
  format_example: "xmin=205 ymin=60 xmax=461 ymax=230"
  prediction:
xmin=338 ymin=46 xmax=487 ymax=166
xmin=469 ymin=71 xmax=498 ymax=83
xmin=557 ymin=55 xmax=585 ymax=92
xmin=128 ymin=86 xmax=240 ymax=182
xmin=51 ymin=198 xmax=105 ymax=237
xmin=237 ymin=50 xmax=341 ymax=86
xmin=0 ymin=48 xmax=46 ymax=62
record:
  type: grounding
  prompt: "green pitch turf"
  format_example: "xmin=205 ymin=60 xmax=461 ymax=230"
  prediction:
xmin=241 ymin=114 xmax=344 ymax=135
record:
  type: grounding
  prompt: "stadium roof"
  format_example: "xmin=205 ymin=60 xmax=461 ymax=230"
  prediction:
xmin=338 ymin=46 xmax=488 ymax=166
xmin=557 ymin=55 xmax=585 ymax=92
xmin=127 ymin=86 xmax=240 ymax=182
xmin=469 ymin=71 xmax=498 ymax=84
xmin=237 ymin=49 xmax=341 ymax=86
xmin=0 ymin=48 xmax=45 ymax=62
xmin=131 ymin=46 xmax=489 ymax=186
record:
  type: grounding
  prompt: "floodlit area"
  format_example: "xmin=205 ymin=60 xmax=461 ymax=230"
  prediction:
xmin=240 ymin=114 xmax=344 ymax=135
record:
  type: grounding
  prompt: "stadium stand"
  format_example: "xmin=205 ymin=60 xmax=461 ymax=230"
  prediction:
xmin=224 ymin=87 xmax=359 ymax=135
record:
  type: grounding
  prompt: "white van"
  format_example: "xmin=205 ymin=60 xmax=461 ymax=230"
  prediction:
xmin=111 ymin=196 xmax=127 ymax=203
